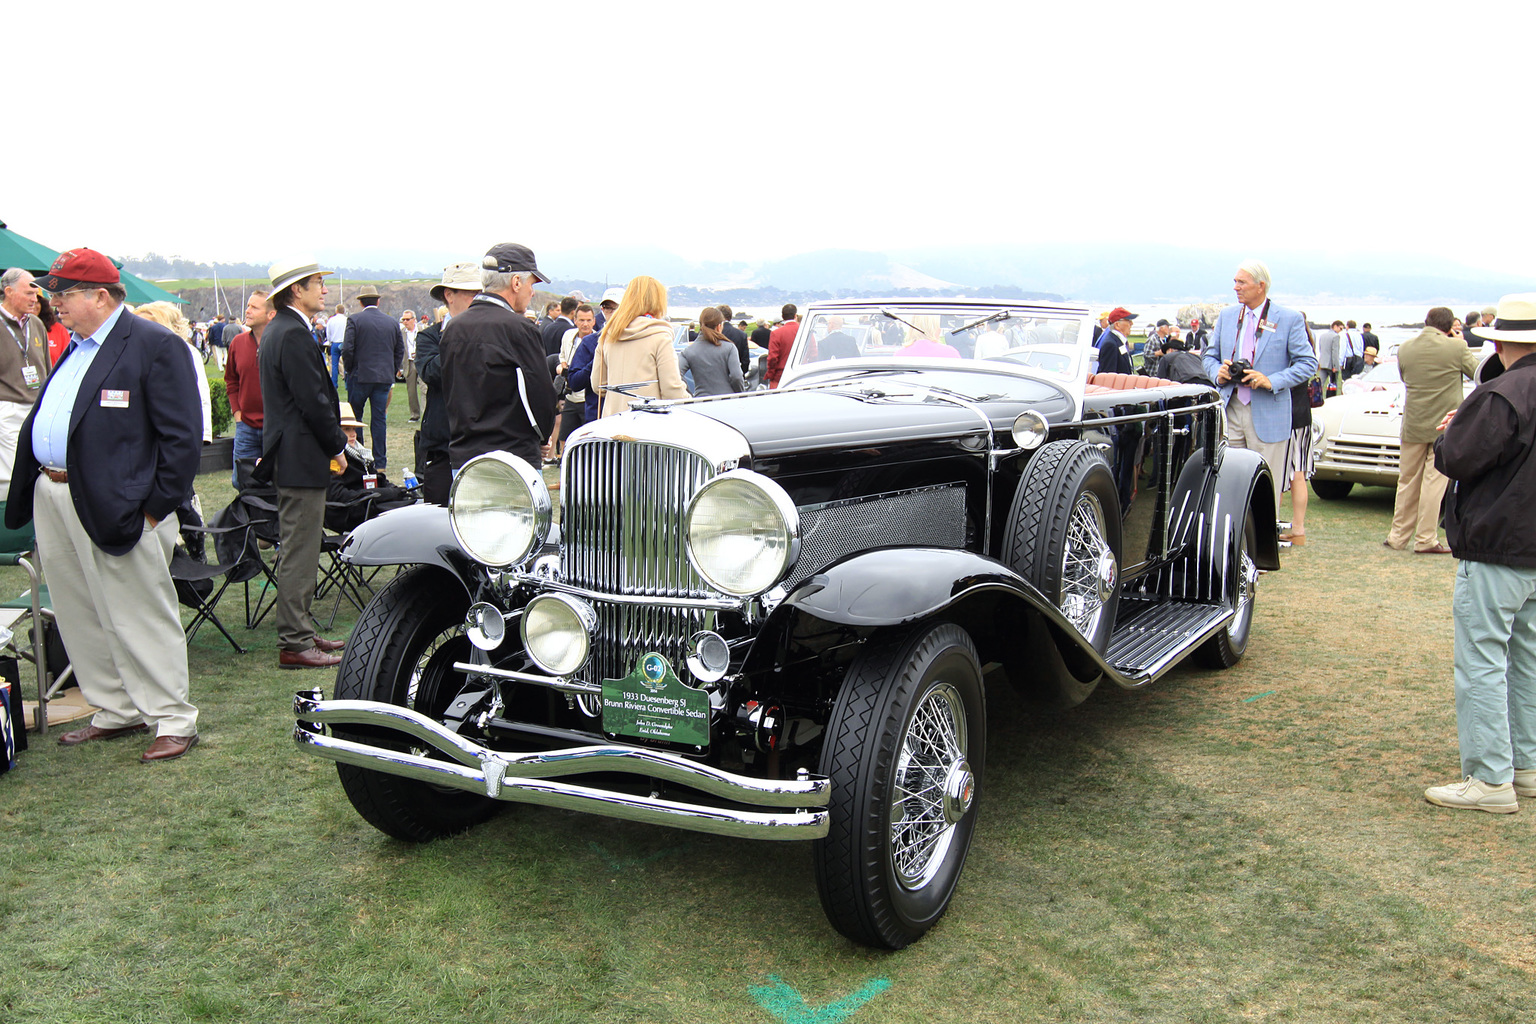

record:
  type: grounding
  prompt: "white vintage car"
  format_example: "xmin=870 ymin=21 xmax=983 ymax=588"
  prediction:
xmin=1312 ymin=349 xmax=1491 ymax=500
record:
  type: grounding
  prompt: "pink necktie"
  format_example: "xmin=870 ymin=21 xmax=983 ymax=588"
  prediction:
xmin=1238 ymin=315 xmax=1256 ymax=404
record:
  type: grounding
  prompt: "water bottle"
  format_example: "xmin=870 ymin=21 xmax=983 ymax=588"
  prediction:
xmin=403 ymin=468 xmax=418 ymax=490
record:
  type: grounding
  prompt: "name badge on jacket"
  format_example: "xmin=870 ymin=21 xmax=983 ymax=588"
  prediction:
xmin=21 ymin=366 xmax=39 ymax=389
xmin=100 ymin=389 xmax=130 ymax=408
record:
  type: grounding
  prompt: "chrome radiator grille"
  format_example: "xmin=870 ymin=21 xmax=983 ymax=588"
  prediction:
xmin=561 ymin=438 xmax=715 ymax=598
xmin=561 ymin=438 xmax=717 ymax=689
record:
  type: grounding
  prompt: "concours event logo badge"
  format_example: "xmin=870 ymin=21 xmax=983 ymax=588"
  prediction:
xmin=640 ymin=653 xmax=666 ymax=691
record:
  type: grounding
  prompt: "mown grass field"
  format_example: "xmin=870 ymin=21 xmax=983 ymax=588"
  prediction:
xmin=3 ymin=385 xmax=1533 ymax=1023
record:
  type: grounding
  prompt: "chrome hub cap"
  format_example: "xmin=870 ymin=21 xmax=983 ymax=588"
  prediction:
xmin=891 ymin=682 xmax=969 ymax=890
xmin=941 ymin=759 xmax=975 ymax=825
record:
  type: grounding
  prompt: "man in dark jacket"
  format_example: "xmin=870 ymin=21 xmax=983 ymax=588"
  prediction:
xmin=415 ymin=262 xmax=482 ymax=504
xmin=1151 ymin=336 xmax=1210 ymax=385
xmin=541 ymin=295 xmax=577 ymax=358
xmin=7 ymin=248 xmax=201 ymax=760
xmin=342 ymin=285 xmax=405 ymax=468
xmin=717 ymin=304 xmax=750 ymax=373
xmin=260 ymin=257 xmax=350 ymax=670
xmin=441 ymin=243 xmax=557 ymax=471
xmin=1423 ymin=294 xmax=1536 ymax=813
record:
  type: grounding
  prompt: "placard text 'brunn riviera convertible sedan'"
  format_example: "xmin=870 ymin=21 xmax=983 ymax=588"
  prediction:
xmin=294 ymin=298 xmax=1280 ymax=948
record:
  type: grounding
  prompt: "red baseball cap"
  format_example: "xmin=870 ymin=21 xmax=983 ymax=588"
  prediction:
xmin=1106 ymin=307 xmax=1138 ymax=324
xmin=36 ymin=248 xmax=121 ymax=292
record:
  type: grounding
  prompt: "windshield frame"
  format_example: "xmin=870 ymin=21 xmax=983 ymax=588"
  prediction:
xmin=780 ymin=300 xmax=1094 ymax=388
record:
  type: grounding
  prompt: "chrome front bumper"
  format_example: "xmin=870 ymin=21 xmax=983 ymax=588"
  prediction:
xmin=293 ymin=692 xmax=830 ymax=841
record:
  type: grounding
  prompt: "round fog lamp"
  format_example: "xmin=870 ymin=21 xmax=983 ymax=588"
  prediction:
xmin=686 ymin=631 xmax=731 ymax=684
xmin=685 ymin=470 xmax=799 ymax=597
xmin=449 ymin=452 xmax=551 ymax=568
xmin=521 ymin=593 xmax=596 ymax=676
xmin=465 ymin=602 xmax=506 ymax=651
xmin=1011 ymin=410 xmax=1049 ymax=450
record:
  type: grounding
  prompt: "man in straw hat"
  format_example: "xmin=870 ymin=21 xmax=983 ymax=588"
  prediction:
xmin=1423 ymin=294 xmax=1536 ymax=812
xmin=259 ymin=256 xmax=349 ymax=670
xmin=414 ymin=262 xmax=481 ymax=504
xmin=5 ymin=248 xmax=201 ymax=760
xmin=441 ymin=243 xmax=557 ymax=472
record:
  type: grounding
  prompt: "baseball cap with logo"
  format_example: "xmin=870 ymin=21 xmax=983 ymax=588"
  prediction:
xmin=482 ymin=242 xmax=548 ymax=283
xmin=600 ymin=286 xmax=625 ymax=308
xmin=36 ymin=248 xmax=121 ymax=292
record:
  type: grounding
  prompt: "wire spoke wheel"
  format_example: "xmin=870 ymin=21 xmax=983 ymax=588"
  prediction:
xmin=890 ymin=682 xmax=970 ymax=889
xmin=1058 ymin=490 xmax=1114 ymax=638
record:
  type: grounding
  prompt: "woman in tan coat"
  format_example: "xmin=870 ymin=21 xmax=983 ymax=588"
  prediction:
xmin=591 ymin=276 xmax=689 ymax=419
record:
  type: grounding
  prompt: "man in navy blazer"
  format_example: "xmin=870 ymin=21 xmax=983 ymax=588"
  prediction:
xmin=5 ymin=248 xmax=201 ymax=761
xmin=1203 ymin=260 xmax=1318 ymax=510
xmin=341 ymin=285 xmax=404 ymax=469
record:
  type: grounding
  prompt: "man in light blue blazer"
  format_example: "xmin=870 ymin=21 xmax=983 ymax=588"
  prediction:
xmin=1202 ymin=260 xmax=1318 ymax=509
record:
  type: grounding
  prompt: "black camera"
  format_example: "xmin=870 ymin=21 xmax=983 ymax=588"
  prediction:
xmin=1228 ymin=358 xmax=1253 ymax=379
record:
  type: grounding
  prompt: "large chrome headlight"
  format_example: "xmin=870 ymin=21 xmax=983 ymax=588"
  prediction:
xmin=449 ymin=452 xmax=551 ymax=568
xmin=685 ymin=470 xmax=799 ymax=597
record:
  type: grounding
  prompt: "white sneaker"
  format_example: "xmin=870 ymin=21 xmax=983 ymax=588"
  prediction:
xmin=1515 ymin=769 xmax=1536 ymax=798
xmin=1424 ymin=777 xmax=1518 ymax=814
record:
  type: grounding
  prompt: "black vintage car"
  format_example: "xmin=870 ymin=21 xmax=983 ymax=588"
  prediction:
xmin=295 ymin=298 xmax=1279 ymax=949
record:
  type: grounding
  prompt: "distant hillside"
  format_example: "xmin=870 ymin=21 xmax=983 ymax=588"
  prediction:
xmin=130 ymin=243 xmax=1526 ymax=310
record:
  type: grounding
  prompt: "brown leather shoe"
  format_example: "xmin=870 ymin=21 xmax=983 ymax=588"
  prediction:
xmin=314 ymin=636 xmax=347 ymax=653
xmin=1415 ymin=543 xmax=1454 ymax=555
xmin=1278 ymin=532 xmax=1306 ymax=545
xmin=57 ymin=722 xmax=150 ymax=746
xmin=140 ymin=733 xmax=198 ymax=762
xmin=279 ymin=646 xmax=343 ymax=669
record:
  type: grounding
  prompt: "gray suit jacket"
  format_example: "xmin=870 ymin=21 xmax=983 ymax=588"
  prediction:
xmin=1317 ymin=329 xmax=1341 ymax=370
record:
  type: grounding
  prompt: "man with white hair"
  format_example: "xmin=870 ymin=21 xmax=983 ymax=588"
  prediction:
xmin=1203 ymin=260 xmax=1318 ymax=510
xmin=441 ymin=243 xmax=557 ymax=471
xmin=0 ymin=268 xmax=52 ymax=485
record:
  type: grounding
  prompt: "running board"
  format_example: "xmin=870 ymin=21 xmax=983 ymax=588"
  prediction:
xmin=1106 ymin=599 xmax=1233 ymax=681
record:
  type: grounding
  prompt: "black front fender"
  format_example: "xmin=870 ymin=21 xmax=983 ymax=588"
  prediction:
xmin=338 ymin=503 xmax=480 ymax=593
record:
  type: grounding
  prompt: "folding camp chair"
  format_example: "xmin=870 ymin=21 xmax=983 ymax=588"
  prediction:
xmin=0 ymin=501 xmax=70 ymax=735
xmin=171 ymin=500 xmax=269 ymax=654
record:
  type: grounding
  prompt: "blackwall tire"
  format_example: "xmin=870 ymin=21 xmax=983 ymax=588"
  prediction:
xmin=1311 ymin=478 xmax=1353 ymax=500
xmin=1195 ymin=505 xmax=1259 ymax=670
xmin=813 ymin=623 xmax=985 ymax=949
xmin=331 ymin=565 xmax=495 ymax=841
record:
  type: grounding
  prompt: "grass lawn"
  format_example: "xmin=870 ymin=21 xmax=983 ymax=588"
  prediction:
xmin=3 ymin=390 xmax=1534 ymax=1023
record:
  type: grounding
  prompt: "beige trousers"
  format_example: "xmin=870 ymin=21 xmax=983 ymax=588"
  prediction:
xmin=32 ymin=475 xmax=197 ymax=736
xmin=1224 ymin=395 xmax=1289 ymax=512
xmin=1387 ymin=441 xmax=1449 ymax=551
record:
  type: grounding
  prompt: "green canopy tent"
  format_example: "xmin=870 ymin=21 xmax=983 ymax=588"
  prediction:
xmin=0 ymin=220 xmax=187 ymax=305
xmin=0 ymin=221 xmax=61 ymax=274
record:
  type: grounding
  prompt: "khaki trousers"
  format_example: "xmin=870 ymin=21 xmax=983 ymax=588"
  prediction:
xmin=275 ymin=484 xmax=327 ymax=651
xmin=1224 ymin=395 xmax=1289 ymax=512
xmin=32 ymin=475 xmax=197 ymax=736
xmin=1387 ymin=441 xmax=1449 ymax=551
xmin=405 ymin=359 xmax=421 ymax=418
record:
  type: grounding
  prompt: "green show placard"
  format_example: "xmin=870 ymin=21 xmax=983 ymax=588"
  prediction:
xmin=602 ymin=652 xmax=710 ymax=747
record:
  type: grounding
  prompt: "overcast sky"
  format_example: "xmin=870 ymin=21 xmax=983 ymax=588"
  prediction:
xmin=12 ymin=1 xmax=1535 ymax=284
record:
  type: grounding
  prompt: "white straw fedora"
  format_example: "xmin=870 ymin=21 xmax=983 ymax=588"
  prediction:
xmin=1469 ymin=293 xmax=1536 ymax=344
xmin=269 ymin=256 xmax=334 ymax=295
